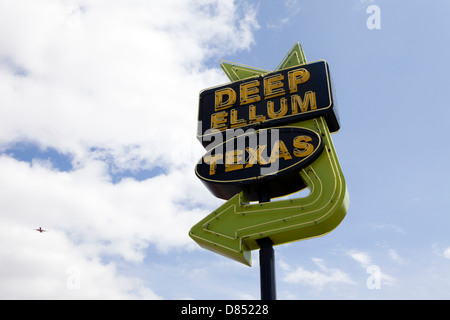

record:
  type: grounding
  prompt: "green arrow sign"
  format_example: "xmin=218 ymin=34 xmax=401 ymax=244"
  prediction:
xmin=220 ymin=61 xmax=269 ymax=82
xmin=190 ymin=117 xmax=348 ymax=266
xmin=190 ymin=43 xmax=349 ymax=266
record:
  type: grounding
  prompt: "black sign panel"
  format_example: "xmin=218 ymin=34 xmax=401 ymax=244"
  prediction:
xmin=195 ymin=126 xmax=323 ymax=201
xmin=197 ymin=60 xmax=339 ymax=147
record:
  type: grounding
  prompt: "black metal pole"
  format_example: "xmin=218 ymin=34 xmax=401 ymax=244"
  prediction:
xmin=257 ymin=190 xmax=276 ymax=300
xmin=257 ymin=237 xmax=276 ymax=300
xmin=258 ymin=189 xmax=271 ymax=204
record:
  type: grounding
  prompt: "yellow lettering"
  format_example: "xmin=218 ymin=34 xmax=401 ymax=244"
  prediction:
xmin=268 ymin=140 xmax=292 ymax=163
xmin=230 ymin=109 xmax=246 ymax=128
xmin=215 ymin=88 xmax=236 ymax=111
xmin=245 ymin=145 xmax=268 ymax=168
xmin=211 ymin=111 xmax=228 ymax=130
xmin=293 ymin=135 xmax=314 ymax=157
xmin=225 ymin=150 xmax=244 ymax=172
xmin=291 ymin=91 xmax=317 ymax=113
xmin=203 ymin=153 xmax=223 ymax=175
xmin=267 ymin=98 xmax=288 ymax=119
xmin=240 ymin=80 xmax=260 ymax=105
xmin=288 ymin=68 xmax=310 ymax=93
xmin=249 ymin=105 xmax=266 ymax=124
xmin=264 ymin=74 xmax=285 ymax=99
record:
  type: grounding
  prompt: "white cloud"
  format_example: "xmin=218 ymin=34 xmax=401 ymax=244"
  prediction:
xmin=388 ymin=249 xmax=406 ymax=265
xmin=0 ymin=0 xmax=259 ymax=165
xmin=347 ymin=249 xmax=372 ymax=268
xmin=431 ymin=243 xmax=450 ymax=260
xmin=442 ymin=247 xmax=450 ymax=259
xmin=346 ymin=249 xmax=397 ymax=287
xmin=0 ymin=0 xmax=259 ymax=298
xmin=0 ymin=155 xmax=211 ymax=257
xmin=0 ymin=210 xmax=161 ymax=299
xmin=281 ymin=258 xmax=355 ymax=289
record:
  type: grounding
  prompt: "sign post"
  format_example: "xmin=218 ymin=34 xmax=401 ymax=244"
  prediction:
xmin=257 ymin=192 xmax=274 ymax=300
xmin=257 ymin=237 xmax=276 ymax=300
xmin=190 ymin=43 xmax=349 ymax=299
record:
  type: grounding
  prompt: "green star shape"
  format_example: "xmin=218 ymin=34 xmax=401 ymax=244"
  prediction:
xmin=220 ymin=42 xmax=307 ymax=82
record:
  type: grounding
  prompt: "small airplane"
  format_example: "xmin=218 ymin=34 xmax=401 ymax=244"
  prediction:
xmin=35 ymin=227 xmax=47 ymax=233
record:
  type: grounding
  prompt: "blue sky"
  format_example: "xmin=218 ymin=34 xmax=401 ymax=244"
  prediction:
xmin=1 ymin=0 xmax=450 ymax=299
